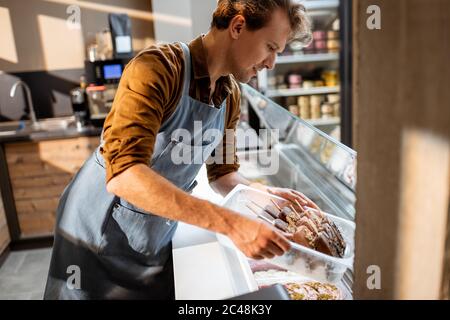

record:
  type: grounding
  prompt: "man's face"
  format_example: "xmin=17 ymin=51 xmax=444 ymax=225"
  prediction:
xmin=228 ymin=9 xmax=292 ymax=83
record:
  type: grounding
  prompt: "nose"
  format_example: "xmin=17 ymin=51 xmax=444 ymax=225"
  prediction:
xmin=263 ymin=52 xmax=277 ymax=70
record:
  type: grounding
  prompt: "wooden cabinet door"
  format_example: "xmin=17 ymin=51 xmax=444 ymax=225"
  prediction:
xmin=5 ymin=137 xmax=100 ymax=237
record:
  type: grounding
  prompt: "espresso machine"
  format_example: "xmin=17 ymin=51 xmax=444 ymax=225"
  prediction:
xmin=73 ymin=13 xmax=133 ymax=127
xmin=83 ymin=58 xmax=130 ymax=127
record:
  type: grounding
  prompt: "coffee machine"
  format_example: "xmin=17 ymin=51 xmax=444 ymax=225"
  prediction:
xmin=72 ymin=13 xmax=134 ymax=127
xmin=83 ymin=58 xmax=131 ymax=127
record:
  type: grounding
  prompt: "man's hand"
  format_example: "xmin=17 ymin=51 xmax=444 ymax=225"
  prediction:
xmin=250 ymin=183 xmax=321 ymax=212
xmin=226 ymin=215 xmax=291 ymax=260
xmin=210 ymin=172 xmax=322 ymax=212
xmin=266 ymin=187 xmax=321 ymax=212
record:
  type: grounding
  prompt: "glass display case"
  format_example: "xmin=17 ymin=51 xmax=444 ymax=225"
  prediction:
xmin=239 ymin=84 xmax=356 ymax=220
xmin=173 ymin=84 xmax=357 ymax=300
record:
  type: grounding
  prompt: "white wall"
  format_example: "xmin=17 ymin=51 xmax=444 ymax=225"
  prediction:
xmin=152 ymin=0 xmax=217 ymax=43
xmin=0 ymin=0 xmax=154 ymax=73
xmin=191 ymin=0 xmax=217 ymax=38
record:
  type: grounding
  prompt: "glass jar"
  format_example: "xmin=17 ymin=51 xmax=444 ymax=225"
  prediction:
xmin=321 ymin=102 xmax=334 ymax=118
xmin=298 ymin=96 xmax=311 ymax=119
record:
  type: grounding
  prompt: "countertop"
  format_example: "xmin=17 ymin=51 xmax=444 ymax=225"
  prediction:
xmin=0 ymin=124 xmax=102 ymax=143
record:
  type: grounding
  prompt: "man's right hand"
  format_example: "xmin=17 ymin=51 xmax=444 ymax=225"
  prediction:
xmin=226 ymin=215 xmax=291 ymax=260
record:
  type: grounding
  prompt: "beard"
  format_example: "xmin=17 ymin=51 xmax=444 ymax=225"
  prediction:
xmin=227 ymin=50 xmax=254 ymax=83
xmin=231 ymin=67 xmax=254 ymax=83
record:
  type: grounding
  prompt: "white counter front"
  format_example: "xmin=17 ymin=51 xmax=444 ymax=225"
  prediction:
xmin=172 ymin=223 xmax=257 ymax=300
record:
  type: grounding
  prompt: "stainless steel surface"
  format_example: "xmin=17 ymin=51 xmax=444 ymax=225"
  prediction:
xmin=32 ymin=116 xmax=75 ymax=131
xmin=0 ymin=122 xmax=22 ymax=136
xmin=0 ymin=116 xmax=80 ymax=138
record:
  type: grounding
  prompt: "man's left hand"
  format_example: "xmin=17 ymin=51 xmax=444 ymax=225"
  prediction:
xmin=250 ymin=183 xmax=321 ymax=212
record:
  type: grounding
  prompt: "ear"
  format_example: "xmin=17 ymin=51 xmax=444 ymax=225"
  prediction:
xmin=229 ymin=15 xmax=246 ymax=40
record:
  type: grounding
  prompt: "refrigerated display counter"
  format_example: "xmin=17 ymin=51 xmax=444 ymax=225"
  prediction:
xmin=172 ymin=84 xmax=357 ymax=300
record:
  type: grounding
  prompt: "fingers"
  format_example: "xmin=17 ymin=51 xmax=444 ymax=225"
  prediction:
xmin=250 ymin=245 xmax=280 ymax=260
xmin=281 ymin=231 xmax=294 ymax=241
xmin=265 ymin=241 xmax=284 ymax=256
xmin=270 ymin=229 xmax=292 ymax=252
xmin=234 ymin=216 xmax=294 ymax=260
xmin=291 ymin=190 xmax=312 ymax=205
xmin=276 ymin=190 xmax=307 ymax=206
xmin=258 ymin=220 xmax=291 ymax=251
xmin=246 ymin=227 xmax=292 ymax=260
xmin=267 ymin=187 xmax=321 ymax=212
xmin=291 ymin=190 xmax=321 ymax=211
xmin=259 ymin=237 xmax=291 ymax=259
xmin=251 ymin=254 xmax=265 ymax=260
xmin=292 ymin=195 xmax=309 ymax=207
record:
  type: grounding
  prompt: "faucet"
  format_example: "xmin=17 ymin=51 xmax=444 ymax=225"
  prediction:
xmin=10 ymin=81 xmax=39 ymax=129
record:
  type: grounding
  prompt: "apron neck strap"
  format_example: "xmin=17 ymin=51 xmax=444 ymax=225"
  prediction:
xmin=178 ymin=42 xmax=192 ymax=96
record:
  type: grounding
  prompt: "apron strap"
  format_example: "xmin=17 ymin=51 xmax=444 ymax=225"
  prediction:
xmin=178 ymin=42 xmax=192 ymax=96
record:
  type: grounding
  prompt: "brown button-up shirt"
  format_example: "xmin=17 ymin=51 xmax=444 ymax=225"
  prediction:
xmin=100 ymin=36 xmax=241 ymax=183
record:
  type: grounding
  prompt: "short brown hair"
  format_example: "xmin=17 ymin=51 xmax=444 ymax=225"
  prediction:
xmin=211 ymin=0 xmax=312 ymax=45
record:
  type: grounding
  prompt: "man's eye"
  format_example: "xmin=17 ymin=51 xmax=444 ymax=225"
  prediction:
xmin=268 ymin=45 xmax=275 ymax=51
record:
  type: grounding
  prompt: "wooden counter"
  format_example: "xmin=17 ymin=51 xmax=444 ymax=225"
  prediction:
xmin=4 ymin=136 xmax=99 ymax=238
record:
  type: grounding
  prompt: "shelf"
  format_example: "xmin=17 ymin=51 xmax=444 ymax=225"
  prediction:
xmin=305 ymin=117 xmax=340 ymax=126
xmin=276 ymin=53 xmax=339 ymax=64
xmin=266 ymin=86 xmax=340 ymax=98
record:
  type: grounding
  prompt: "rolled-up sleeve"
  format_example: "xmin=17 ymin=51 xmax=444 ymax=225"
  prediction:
xmin=206 ymin=83 xmax=241 ymax=183
xmin=100 ymin=47 xmax=183 ymax=182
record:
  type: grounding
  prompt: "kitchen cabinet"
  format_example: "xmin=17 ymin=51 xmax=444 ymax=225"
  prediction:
xmin=4 ymin=136 xmax=99 ymax=237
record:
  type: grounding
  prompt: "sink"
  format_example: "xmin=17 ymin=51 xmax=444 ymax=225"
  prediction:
xmin=34 ymin=117 xmax=75 ymax=131
xmin=0 ymin=124 xmax=21 ymax=132
xmin=0 ymin=122 xmax=25 ymax=136
xmin=0 ymin=116 xmax=77 ymax=137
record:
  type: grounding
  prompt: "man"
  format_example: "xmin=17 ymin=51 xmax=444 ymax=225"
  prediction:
xmin=45 ymin=0 xmax=313 ymax=299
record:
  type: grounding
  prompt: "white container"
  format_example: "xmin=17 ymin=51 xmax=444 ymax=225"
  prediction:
xmin=219 ymin=184 xmax=355 ymax=284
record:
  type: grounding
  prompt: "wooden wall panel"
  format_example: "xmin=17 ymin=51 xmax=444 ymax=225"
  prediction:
xmin=353 ymin=0 xmax=450 ymax=299
xmin=5 ymin=136 xmax=99 ymax=237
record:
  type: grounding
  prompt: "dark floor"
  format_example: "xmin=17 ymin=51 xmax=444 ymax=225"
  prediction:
xmin=0 ymin=248 xmax=52 ymax=300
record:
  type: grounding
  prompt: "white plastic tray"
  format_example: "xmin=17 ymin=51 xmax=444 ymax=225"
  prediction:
xmin=219 ymin=184 xmax=355 ymax=284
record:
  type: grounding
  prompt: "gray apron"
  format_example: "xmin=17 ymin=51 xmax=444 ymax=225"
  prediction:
xmin=44 ymin=43 xmax=227 ymax=299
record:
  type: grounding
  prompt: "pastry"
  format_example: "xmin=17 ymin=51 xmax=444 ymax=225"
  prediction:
xmin=249 ymin=200 xmax=346 ymax=258
xmin=283 ymin=281 xmax=343 ymax=300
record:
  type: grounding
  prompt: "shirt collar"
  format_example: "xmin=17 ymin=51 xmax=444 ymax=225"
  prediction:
xmin=188 ymin=35 xmax=233 ymax=94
